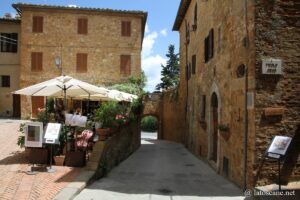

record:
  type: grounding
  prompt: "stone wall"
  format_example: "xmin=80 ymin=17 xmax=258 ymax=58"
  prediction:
xmin=175 ymin=0 xmax=256 ymax=188
xmin=93 ymin=118 xmax=141 ymax=178
xmin=19 ymin=8 xmax=144 ymax=117
xmin=160 ymin=89 xmax=185 ymax=143
xmin=0 ymin=19 xmax=20 ymax=117
xmin=254 ymin=0 xmax=300 ymax=186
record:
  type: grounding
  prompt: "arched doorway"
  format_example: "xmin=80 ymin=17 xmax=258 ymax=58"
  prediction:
xmin=211 ymin=92 xmax=218 ymax=162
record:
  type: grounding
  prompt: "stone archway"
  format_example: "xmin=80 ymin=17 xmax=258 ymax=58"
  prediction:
xmin=142 ymin=93 xmax=163 ymax=139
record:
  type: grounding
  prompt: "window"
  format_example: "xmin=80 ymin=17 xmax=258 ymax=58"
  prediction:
xmin=186 ymin=23 xmax=190 ymax=44
xmin=120 ymin=55 xmax=131 ymax=76
xmin=201 ymin=95 xmax=206 ymax=120
xmin=192 ymin=55 xmax=196 ymax=74
xmin=78 ymin=18 xmax=88 ymax=34
xmin=0 ymin=33 xmax=18 ymax=52
xmin=31 ymin=52 xmax=43 ymax=72
xmin=218 ymin=26 xmax=221 ymax=53
xmin=204 ymin=29 xmax=214 ymax=63
xmin=1 ymin=75 xmax=10 ymax=87
xmin=121 ymin=21 xmax=131 ymax=37
xmin=32 ymin=16 xmax=43 ymax=33
xmin=76 ymin=53 xmax=88 ymax=72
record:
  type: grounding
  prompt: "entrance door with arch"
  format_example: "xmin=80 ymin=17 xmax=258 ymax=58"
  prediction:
xmin=211 ymin=92 xmax=218 ymax=163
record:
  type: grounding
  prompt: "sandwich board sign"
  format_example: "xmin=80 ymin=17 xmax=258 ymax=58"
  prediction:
xmin=44 ymin=123 xmax=61 ymax=144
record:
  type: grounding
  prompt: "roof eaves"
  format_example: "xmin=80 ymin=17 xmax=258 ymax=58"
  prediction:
xmin=12 ymin=3 xmax=147 ymax=16
xmin=172 ymin=0 xmax=191 ymax=31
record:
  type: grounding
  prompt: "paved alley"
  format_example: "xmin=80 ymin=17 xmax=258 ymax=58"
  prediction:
xmin=75 ymin=137 xmax=244 ymax=200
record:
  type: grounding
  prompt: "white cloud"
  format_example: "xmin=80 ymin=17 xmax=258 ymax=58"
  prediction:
xmin=68 ymin=5 xmax=77 ymax=7
xmin=145 ymin=23 xmax=149 ymax=33
xmin=142 ymin=55 xmax=166 ymax=92
xmin=160 ymin=28 xmax=167 ymax=37
xmin=142 ymin=31 xmax=158 ymax=58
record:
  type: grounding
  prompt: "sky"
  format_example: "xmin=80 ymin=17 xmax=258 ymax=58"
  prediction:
xmin=0 ymin=0 xmax=181 ymax=92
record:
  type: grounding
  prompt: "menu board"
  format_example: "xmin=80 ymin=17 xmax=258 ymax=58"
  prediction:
xmin=267 ymin=136 xmax=292 ymax=159
xmin=25 ymin=122 xmax=43 ymax=148
xmin=65 ymin=114 xmax=87 ymax=127
xmin=44 ymin=123 xmax=61 ymax=144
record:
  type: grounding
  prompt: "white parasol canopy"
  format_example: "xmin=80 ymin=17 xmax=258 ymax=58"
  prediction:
xmin=79 ymin=89 xmax=138 ymax=102
xmin=12 ymin=75 xmax=109 ymax=98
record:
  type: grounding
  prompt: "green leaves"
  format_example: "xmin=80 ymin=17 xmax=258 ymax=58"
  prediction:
xmin=156 ymin=45 xmax=180 ymax=91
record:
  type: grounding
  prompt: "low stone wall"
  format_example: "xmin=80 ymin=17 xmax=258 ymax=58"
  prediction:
xmin=93 ymin=118 xmax=141 ymax=179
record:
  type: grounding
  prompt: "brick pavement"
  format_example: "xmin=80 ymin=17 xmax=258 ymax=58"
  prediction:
xmin=0 ymin=120 xmax=82 ymax=200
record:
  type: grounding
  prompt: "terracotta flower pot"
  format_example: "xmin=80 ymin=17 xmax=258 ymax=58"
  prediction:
xmin=54 ymin=155 xmax=65 ymax=166
xmin=96 ymin=128 xmax=110 ymax=141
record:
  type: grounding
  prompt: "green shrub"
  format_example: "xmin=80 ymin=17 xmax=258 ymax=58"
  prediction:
xmin=141 ymin=116 xmax=158 ymax=132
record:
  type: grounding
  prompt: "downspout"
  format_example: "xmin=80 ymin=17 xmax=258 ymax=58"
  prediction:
xmin=185 ymin=19 xmax=189 ymax=146
xmin=243 ymin=0 xmax=249 ymax=191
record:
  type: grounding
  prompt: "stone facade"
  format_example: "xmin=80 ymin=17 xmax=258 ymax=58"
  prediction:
xmin=173 ymin=0 xmax=299 ymax=188
xmin=0 ymin=18 xmax=21 ymax=117
xmin=12 ymin=3 xmax=147 ymax=117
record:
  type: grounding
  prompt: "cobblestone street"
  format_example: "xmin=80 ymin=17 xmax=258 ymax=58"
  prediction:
xmin=0 ymin=119 xmax=81 ymax=200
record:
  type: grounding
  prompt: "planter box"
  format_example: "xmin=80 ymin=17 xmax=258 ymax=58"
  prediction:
xmin=29 ymin=148 xmax=48 ymax=164
xmin=65 ymin=151 xmax=86 ymax=167
xmin=96 ymin=128 xmax=110 ymax=141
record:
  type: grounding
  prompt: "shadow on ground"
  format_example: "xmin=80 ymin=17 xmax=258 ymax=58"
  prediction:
xmin=0 ymin=151 xmax=28 ymax=165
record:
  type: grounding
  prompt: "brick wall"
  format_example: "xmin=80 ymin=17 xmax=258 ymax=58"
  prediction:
xmin=254 ymin=0 xmax=300 ymax=186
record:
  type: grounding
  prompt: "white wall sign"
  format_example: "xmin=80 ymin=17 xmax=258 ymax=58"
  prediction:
xmin=44 ymin=123 xmax=61 ymax=144
xmin=25 ymin=122 xmax=44 ymax=148
xmin=262 ymin=58 xmax=282 ymax=75
xmin=267 ymin=136 xmax=292 ymax=158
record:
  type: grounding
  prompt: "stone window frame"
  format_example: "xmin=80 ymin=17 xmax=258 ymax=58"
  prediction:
xmin=120 ymin=55 xmax=131 ymax=76
xmin=31 ymin=52 xmax=43 ymax=72
xmin=78 ymin=18 xmax=88 ymax=34
xmin=32 ymin=16 xmax=43 ymax=33
xmin=0 ymin=33 xmax=18 ymax=53
xmin=121 ymin=21 xmax=131 ymax=37
xmin=0 ymin=75 xmax=10 ymax=87
xmin=76 ymin=53 xmax=88 ymax=73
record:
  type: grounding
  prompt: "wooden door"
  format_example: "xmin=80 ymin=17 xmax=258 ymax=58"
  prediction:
xmin=13 ymin=94 xmax=21 ymax=118
xmin=212 ymin=107 xmax=218 ymax=162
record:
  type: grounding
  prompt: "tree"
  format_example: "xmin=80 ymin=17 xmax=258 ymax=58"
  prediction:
xmin=156 ymin=45 xmax=179 ymax=91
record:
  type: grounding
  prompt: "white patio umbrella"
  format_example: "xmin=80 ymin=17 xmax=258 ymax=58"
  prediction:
xmin=13 ymin=75 xmax=109 ymax=108
xmin=80 ymin=90 xmax=138 ymax=102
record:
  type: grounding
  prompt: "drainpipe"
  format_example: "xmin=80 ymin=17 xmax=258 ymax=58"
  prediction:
xmin=185 ymin=19 xmax=189 ymax=146
xmin=243 ymin=66 xmax=249 ymax=191
xmin=243 ymin=0 xmax=249 ymax=191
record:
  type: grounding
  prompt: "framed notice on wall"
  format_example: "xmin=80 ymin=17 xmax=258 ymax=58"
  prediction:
xmin=267 ymin=136 xmax=292 ymax=159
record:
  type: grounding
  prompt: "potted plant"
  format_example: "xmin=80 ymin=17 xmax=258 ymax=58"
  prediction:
xmin=94 ymin=102 xmax=120 ymax=140
xmin=218 ymin=124 xmax=230 ymax=141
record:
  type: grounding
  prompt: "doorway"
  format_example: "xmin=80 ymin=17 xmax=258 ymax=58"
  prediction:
xmin=211 ymin=92 xmax=218 ymax=162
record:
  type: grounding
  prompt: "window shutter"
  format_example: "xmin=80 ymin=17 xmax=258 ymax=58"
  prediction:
xmin=33 ymin=16 xmax=43 ymax=33
xmin=204 ymin=37 xmax=209 ymax=63
xmin=209 ymin=29 xmax=214 ymax=59
xmin=78 ymin=18 xmax=88 ymax=34
xmin=192 ymin=55 xmax=196 ymax=74
xmin=31 ymin=96 xmax=44 ymax=118
xmin=31 ymin=52 xmax=43 ymax=71
xmin=121 ymin=21 xmax=131 ymax=37
xmin=120 ymin=55 xmax=131 ymax=76
xmin=77 ymin=53 xmax=87 ymax=72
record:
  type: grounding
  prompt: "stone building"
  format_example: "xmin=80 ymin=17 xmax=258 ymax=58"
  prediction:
xmin=12 ymin=3 xmax=147 ymax=117
xmin=0 ymin=18 xmax=21 ymax=117
xmin=173 ymin=0 xmax=299 ymax=188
